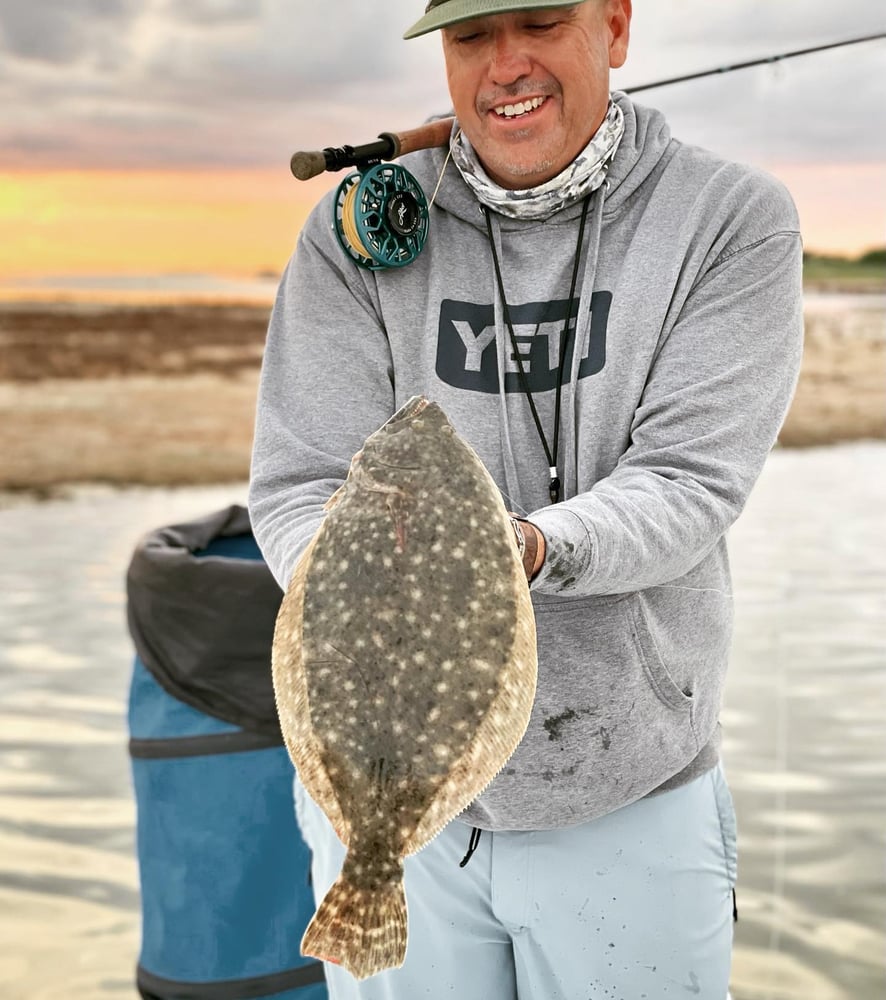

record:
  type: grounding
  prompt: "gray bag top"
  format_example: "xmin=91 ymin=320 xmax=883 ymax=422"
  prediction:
xmin=126 ymin=504 xmax=283 ymax=738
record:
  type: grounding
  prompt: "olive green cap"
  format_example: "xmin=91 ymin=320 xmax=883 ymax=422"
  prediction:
xmin=404 ymin=0 xmax=587 ymax=40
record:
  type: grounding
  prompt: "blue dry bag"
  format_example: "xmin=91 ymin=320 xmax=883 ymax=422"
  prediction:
xmin=126 ymin=505 xmax=326 ymax=1000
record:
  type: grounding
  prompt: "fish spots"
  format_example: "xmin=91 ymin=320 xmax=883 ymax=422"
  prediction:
xmin=273 ymin=397 xmax=537 ymax=978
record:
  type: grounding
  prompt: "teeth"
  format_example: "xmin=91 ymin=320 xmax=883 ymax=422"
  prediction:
xmin=494 ymin=96 xmax=545 ymax=118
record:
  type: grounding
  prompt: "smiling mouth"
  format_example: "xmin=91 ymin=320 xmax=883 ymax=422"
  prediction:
xmin=492 ymin=95 xmax=547 ymax=119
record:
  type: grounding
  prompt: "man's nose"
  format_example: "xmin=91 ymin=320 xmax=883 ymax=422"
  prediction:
xmin=488 ymin=32 xmax=533 ymax=86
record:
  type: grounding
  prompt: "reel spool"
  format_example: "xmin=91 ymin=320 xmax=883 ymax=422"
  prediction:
xmin=334 ymin=162 xmax=429 ymax=270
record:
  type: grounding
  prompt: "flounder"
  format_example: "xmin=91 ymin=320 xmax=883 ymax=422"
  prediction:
xmin=271 ymin=395 xmax=537 ymax=980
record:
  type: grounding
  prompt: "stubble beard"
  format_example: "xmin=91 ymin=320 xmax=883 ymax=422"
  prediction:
xmin=478 ymin=140 xmax=561 ymax=190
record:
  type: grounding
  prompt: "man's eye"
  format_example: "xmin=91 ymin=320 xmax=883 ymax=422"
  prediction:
xmin=455 ymin=31 xmax=485 ymax=43
xmin=526 ymin=20 xmax=560 ymax=32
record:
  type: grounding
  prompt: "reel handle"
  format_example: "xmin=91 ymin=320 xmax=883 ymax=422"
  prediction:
xmin=290 ymin=117 xmax=455 ymax=180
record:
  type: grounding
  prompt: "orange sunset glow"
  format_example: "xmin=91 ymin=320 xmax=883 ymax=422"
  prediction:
xmin=1 ymin=162 xmax=882 ymax=290
xmin=0 ymin=164 xmax=886 ymax=292
xmin=0 ymin=168 xmax=338 ymax=282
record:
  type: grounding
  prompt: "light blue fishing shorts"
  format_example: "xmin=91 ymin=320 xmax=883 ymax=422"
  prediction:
xmin=293 ymin=763 xmax=738 ymax=1000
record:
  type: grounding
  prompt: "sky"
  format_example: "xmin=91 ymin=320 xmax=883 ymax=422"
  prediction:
xmin=1 ymin=0 xmax=884 ymax=283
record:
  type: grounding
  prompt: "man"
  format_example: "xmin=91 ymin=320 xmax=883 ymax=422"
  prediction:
xmin=249 ymin=1 xmax=803 ymax=997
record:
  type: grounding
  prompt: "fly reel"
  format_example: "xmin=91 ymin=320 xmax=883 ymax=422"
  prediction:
xmin=334 ymin=162 xmax=429 ymax=271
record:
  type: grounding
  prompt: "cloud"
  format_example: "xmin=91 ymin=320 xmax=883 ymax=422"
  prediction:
xmin=642 ymin=0 xmax=882 ymax=47
xmin=0 ymin=0 xmax=882 ymax=169
xmin=614 ymin=0 xmax=886 ymax=165
xmin=618 ymin=45 xmax=886 ymax=165
xmin=163 ymin=0 xmax=259 ymax=28
xmin=0 ymin=0 xmax=140 ymax=63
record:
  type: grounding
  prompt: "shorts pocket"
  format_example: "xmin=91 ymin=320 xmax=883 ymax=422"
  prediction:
xmin=712 ymin=766 xmax=738 ymax=887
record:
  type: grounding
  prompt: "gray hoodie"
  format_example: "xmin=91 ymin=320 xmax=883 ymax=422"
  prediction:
xmin=249 ymin=92 xmax=803 ymax=831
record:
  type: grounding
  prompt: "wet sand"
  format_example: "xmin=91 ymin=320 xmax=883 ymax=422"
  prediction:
xmin=0 ymin=293 xmax=883 ymax=494
xmin=1 ymin=444 xmax=884 ymax=999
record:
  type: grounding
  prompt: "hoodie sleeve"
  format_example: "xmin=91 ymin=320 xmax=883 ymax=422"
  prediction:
xmin=248 ymin=199 xmax=395 ymax=590
xmin=529 ymin=203 xmax=803 ymax=596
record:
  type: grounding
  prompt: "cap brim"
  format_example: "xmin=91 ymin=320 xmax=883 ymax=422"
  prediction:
xmin=404 ymin=0 xmax=585 ymax=40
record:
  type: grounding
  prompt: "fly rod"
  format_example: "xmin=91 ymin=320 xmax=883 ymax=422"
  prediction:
xmin=291 ymin=30 xmax=886 ymax=180
xmin=625 ymin=30 xmax=886 ymax=93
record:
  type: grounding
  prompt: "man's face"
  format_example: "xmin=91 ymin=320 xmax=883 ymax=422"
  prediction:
xmin=441 ymin=1 xmax=631 ymax=189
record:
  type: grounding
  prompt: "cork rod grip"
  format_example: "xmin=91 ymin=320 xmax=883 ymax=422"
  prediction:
xmin=384 ymin=117 xmax=455 ymax=157
xmin=290 ymin=150 xmax=328 ymax=181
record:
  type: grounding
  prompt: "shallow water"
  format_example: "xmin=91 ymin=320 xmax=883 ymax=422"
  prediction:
xmin=1 ymin=447 xmax=884 ymax=999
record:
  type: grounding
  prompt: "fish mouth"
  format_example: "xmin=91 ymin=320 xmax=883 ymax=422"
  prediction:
xmin=384 ymin=396 xmax=430 ymax=430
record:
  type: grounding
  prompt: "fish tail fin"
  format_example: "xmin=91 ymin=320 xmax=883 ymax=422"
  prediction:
xmin=301 ymin=873 xmax=407 ymax=980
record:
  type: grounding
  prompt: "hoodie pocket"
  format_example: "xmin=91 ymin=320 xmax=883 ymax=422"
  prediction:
xmin=470 ymin=591 xmax=703 ymax=828
xmin=626 ymin=592 xmax=694 ymax=712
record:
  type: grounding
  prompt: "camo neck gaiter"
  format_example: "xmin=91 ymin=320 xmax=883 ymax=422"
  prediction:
xmin=450 ymin=98 xmax=624 ymax=221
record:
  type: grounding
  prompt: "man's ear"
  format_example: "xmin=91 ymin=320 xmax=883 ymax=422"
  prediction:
xmin=608 ymin=0 xmax=631 ymax=70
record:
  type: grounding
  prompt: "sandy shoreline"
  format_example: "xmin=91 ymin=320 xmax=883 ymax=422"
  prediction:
xmin=0 ymin=294 xmax=883 ymax=496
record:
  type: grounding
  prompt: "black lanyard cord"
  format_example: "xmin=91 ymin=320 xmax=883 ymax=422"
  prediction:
xmin=483 ymin=195 xmax=591 ymax=505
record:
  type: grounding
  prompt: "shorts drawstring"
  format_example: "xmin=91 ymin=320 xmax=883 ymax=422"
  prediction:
xmin=458 ymin=827 xmax=482 ymax=867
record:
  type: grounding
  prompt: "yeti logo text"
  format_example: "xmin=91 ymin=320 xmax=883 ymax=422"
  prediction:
xmin=435 ymin=293 xmax=610 ymax=394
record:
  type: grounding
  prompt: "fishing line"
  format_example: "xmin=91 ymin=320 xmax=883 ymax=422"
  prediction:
xmin=340 ymin=183 xmax=374 ymax=260
xmin=428 ymin=128 xmax=461 ymax=211
xmin=763 ymin=565 xmax=792 ymax=1000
